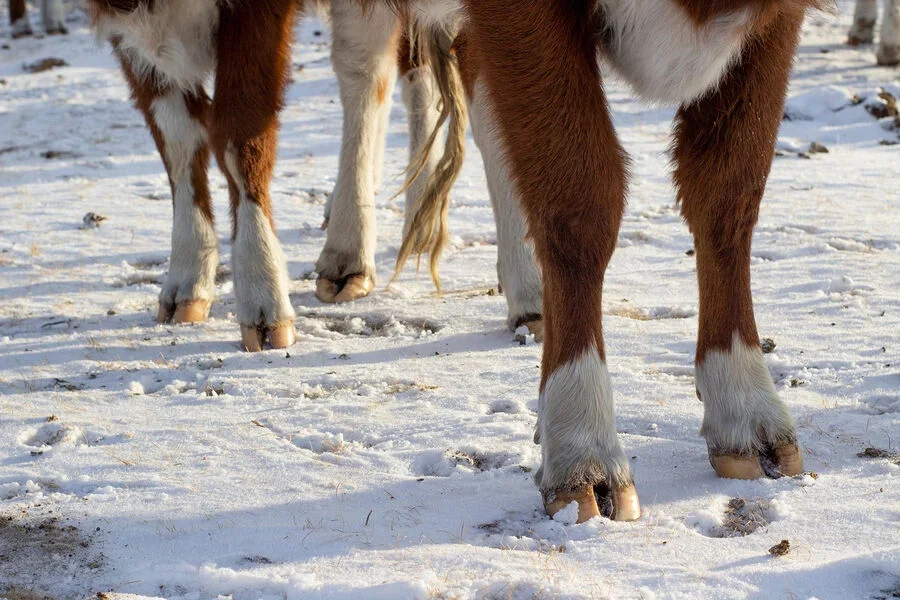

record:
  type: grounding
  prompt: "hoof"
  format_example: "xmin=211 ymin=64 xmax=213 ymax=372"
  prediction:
xmin=157 ymin=303 xmax=175 ymax=324
xmin=544 ymin=485 xmax=600 ymax=524
xmin=46 ymin=25 xmax=68 ymax=35
xmin=268 ymin=322 xmax=296 ymax=349
xmin=607 ymin=483 xmax=641 ymax=522
xmin=315 ymin=278 xmax=339 ymax=303
xmin=157 ymin=300 xmax=211 ymax=324
xmin=847 ymin=35 xmax=870 ymax=47
xmin=316 ymin=274 xmax=374 ymax=304
xmin=173 ymin=300 xmax=211 ymax=324
xmin=523 ymin=319 xmax=544 ymax=343
xmin=335 ymin=274 xmax=374 ymax=303
xmin=710 ymin=453 xmax=765 ymax=480
xmin=514 ymin=315 xmax=544 ymax=343
xmin=241 ymin=322 xmax=296 ymax=352
xmin=770 ymin=443 xmax=804 ymax=477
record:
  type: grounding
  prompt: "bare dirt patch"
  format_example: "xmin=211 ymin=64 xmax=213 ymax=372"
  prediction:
xmin=0 ymin=506 xmax=104 ymax=599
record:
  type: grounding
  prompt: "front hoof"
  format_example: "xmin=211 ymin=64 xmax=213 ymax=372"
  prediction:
xmin=768 ymin=443 xmax=804 ymax=477
xmin=544 ymin=486 xmax=600 ymax=524
xmin=607 ymin=483 xmax=641 ymax=521
xmin=523 ymin=319 xmax=544 ymax=343
xmin=173 ymin=300 xmax=210 ymax=323
xmin=315 ymin=274 xmax=374 ymax=304
xmin=710 ymin=453 xmax=765 ymax=480
xmin=157 ymin=300 xmax=211 ymax=324
xmin=514 ymin=314 xmax=544 ymax=343
xmin=241 ymin=322 xmax=295 ymax=352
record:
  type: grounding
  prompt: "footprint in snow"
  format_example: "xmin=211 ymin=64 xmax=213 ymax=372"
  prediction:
xmin=688 ymin=497 xmax=777 ymax=538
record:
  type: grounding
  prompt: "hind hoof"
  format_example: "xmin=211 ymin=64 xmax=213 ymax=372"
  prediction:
xmin=157 ymin=300 xmax=211 ymax=324
xmin=316 ymin=274 xmax=374 ymax=304
xmin=544 ymin=486 xmax=600 ymax=524
xmin=710 ymin=453 xmax=766 ymax=480
xmin=241 ymin=322 xmax=295 ymax=352
xmin=607 ymin=484 xmax=641 ymax=521
xmin=173 ymin=300 xmax=210 ymax=323
xmin=771 ymin=443 xmax=804 ymax=477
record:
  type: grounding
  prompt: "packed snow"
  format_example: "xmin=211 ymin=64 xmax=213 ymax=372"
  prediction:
xmin=1 ymin=2 xmax=898 ymax=599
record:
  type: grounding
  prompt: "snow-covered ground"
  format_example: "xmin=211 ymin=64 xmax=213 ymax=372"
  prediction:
xmin=1 ymin=2 xmax=898 ymax=598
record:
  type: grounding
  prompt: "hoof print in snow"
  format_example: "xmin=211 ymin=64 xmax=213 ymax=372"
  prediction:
xmin=607 ymin=303 xmax=696 ymax=321
xmin=296 ymin=312 xmax=442 ymax=339
xmin=858 ymin=447 xmax=900 ymax=466
xmin=716 ymin=498 xmax=773 ymax=538
xmin=412 ymin=449 xmax=518 ymax=477
xmin=488 ymin=399 xmax=525 ymax=415
xmin=692 ymin=498 xmax=774 ymax=538
xmin=23 ymin=422 xmax=84 ymax=450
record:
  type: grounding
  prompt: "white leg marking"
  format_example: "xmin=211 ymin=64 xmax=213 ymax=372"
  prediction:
xmin=372 ymin=73 xmax=395 ymax=193
xmin=878 ymin=0 xmax=900 ymax=63
xmin=41 ymin=0 xmax=66 ymax=33
xmin=92 ymin=0 xmax=219 ymax=92
xmin=151 ymin=92 xmax=218 ymax=307
xmin=11 ymin=15 xmax=33 ymax=37
xmin=225 ymin=149 xmax=295 ymax=327
xmin=596 ymin=0 xmax=753 ymax=105
xmin=697 ymin=332 xmax=797 ymax=455
xmin=849 ymin=0 xmax=878 ymax=42
xmin=536 ymin=347 xmax=632 ymax=491
xmin=400 ymin=64 xmax=444 ymax=235
xmin=469 ymin=80 xmax=542 ymax=328
xmin=317 ymin=0 xmax=399 ymax=282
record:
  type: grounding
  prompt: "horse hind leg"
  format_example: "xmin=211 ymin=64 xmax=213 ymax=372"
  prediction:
xmin=316 ymin=0 xmax=400 ymax=303
xmin=848 ymin=0 xmax=878 ymax=45
xmin=10 ymin=0 xmax=33 ymax=38
xmin=41 ymin=0 xmax=68 ymax=35
xmin=877 ymin=0 xmax=900 ymax=65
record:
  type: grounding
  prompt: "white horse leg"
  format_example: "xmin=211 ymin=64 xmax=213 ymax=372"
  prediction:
xmin=469 ymin=80 xmax=543 ymax=338
xmin=316 ymin=0 xmax=400 ymax=303
xmin=849 ymin=0 xmax=878 ymax=45
xmin=41 ymin=0 xmax=67 ymax=34
xmin=877 ymin=0 xmax=900 ymax=65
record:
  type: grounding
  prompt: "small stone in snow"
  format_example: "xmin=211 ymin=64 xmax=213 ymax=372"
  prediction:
xmin=82 ymin=212 xmax=107 ymax=229
xmin=768 ymin=539 xmax=791 ymax=557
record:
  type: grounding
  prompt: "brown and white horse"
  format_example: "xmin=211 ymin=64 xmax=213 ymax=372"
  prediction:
xmin=390 ymin=0 xmax=821 ymax=523
xmin=91 ymin=0 xmax=819 ymax=524
xmin=848 ymin=0 xmax=900 ymax=65
xmin=8 ymin=0 xmax=67 ymax=37
xmin=89 ymin=0 xmax=542 ymax=351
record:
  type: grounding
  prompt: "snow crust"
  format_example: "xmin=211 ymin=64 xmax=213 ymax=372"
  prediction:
xmin=0 ymin=2 xmax=897 ymax=598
